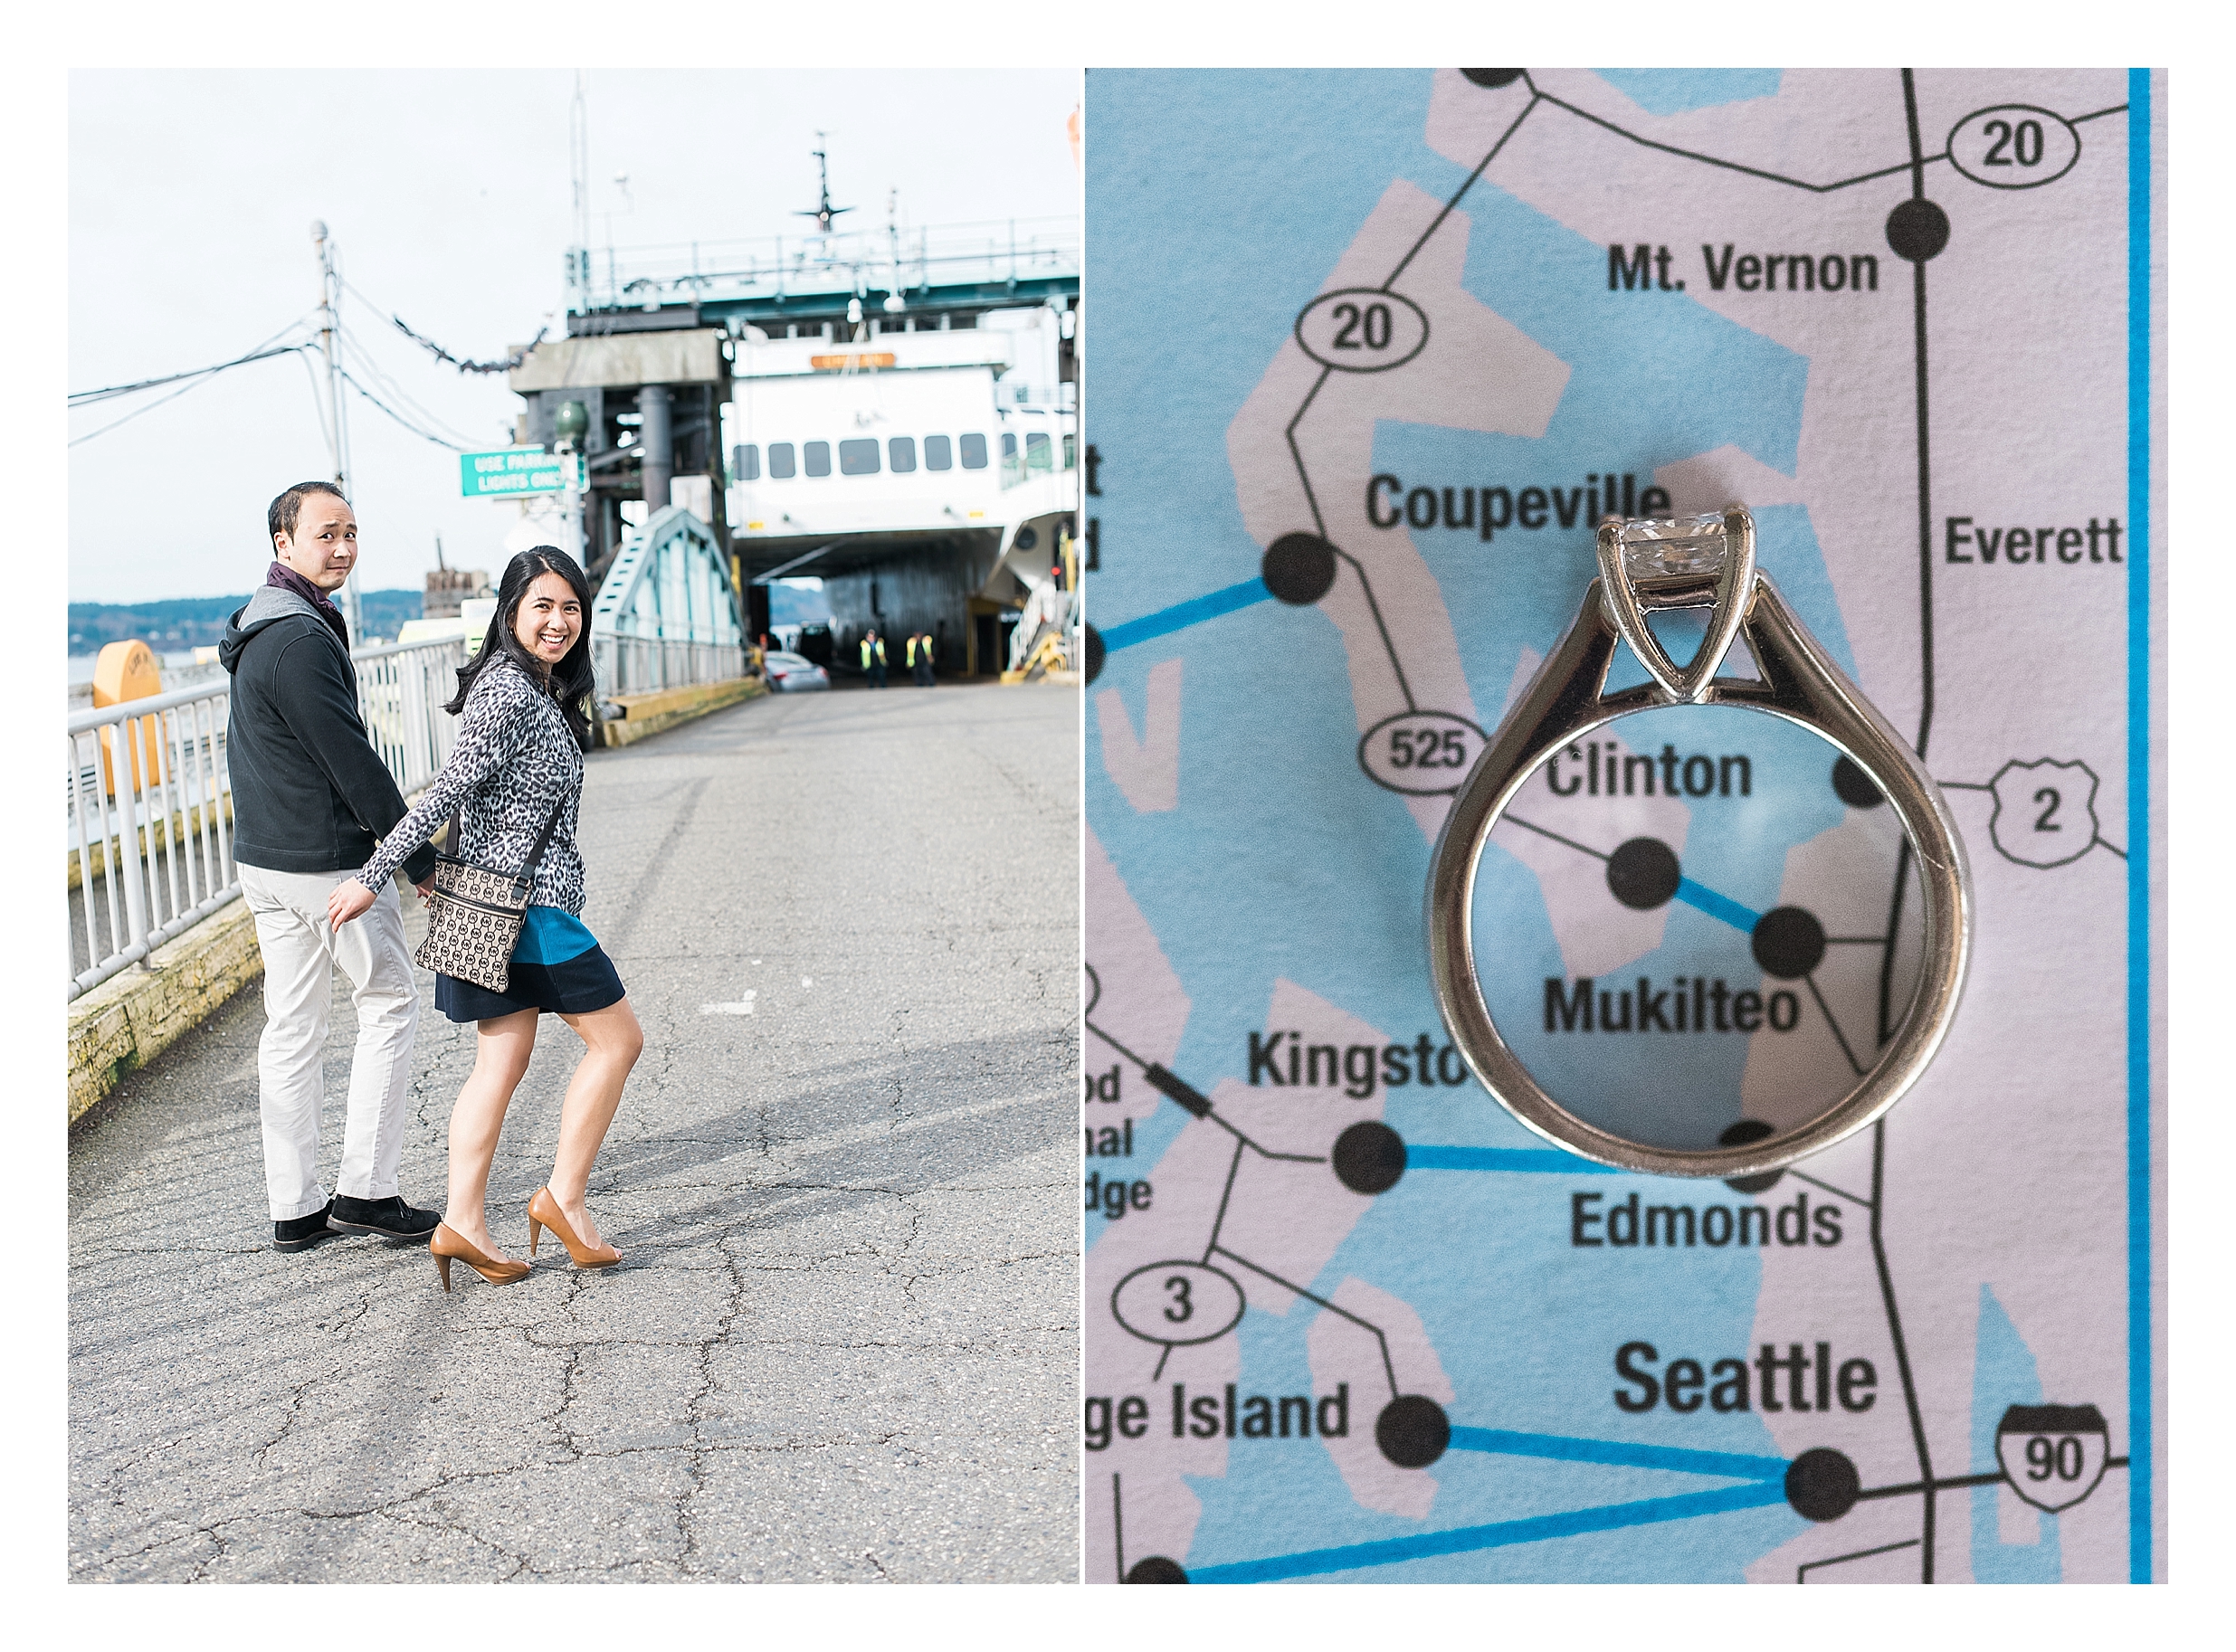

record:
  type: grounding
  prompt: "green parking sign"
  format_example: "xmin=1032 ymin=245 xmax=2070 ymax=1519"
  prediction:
xmin=460 ymin=447 xmax=571 ymax=498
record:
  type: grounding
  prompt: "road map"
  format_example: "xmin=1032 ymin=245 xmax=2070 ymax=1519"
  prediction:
xmin=1080 ymin=68 xmax=2163 ymax=1583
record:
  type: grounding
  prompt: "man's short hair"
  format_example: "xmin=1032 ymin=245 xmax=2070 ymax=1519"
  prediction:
xmin=268 ymin=480 xmax=349 ymax=544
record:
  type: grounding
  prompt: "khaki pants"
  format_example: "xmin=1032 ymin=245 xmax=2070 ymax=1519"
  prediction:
xmin=238 ymin=864 xmax=419 ymax=1220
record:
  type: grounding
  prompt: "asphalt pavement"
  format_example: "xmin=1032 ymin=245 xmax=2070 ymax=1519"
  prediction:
xmin=69 ymin=678 xmax=1080 ymax=1582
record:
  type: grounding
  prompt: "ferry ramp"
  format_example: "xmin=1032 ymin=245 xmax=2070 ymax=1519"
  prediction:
xmin=69 ymin=679 xmax=1080 ymax=1582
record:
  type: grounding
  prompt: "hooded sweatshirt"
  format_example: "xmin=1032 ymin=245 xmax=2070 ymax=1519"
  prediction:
xmin=217 ymin=571 xmax=436 ymax=882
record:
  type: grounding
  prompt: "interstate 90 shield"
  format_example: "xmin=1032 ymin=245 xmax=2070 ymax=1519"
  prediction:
xmin=1995 ymin=1404 xmax=2111 ymax=1514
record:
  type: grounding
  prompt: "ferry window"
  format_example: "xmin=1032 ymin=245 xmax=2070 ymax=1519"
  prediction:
xmin=889 ymin=437 xmax=917 ymax=473
xmin=767 ymin=442 xmax=796 ymax=479
xmin=804 ymin=441 xmax=832 ymax=478
xmin=958 ymin=433 xmax=987 ymax=470
xmin=1062 ymin=435 xmax=1076 ymax=470
xmin=924 ymin=435 xmax=953 ymax=470
xmin=733 ymin=443 xmax=760 ymax=482
xmin=1001 ymin=432 xmax=1018 ymax=459
xmin=1026 ymin=431 xmax=1051 ymax=470
xmin=839 ymin=438 xmax=880 ymax=475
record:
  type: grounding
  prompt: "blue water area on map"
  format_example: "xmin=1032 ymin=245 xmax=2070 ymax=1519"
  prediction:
xmin=1087 ymin=67 xmax=1843 ymax=1575
xmin=1594 ymin=69 xmax=1784 ymax=117
xmin=1971 ymin=1286 xmax=2062 ymax=1582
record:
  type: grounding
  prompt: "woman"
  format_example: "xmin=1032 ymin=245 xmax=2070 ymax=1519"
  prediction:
xmin=328 ymin=546 xmax=643 ymax=1290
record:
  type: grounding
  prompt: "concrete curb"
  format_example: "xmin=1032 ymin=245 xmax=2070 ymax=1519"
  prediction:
xmin=599 ymin=675 xmax=766 ymax=747
xmin=68 ymin=896 xmax=262 ymax=1125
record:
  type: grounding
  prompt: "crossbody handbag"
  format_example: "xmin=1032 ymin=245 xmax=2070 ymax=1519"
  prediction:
xmin=413 ymin=802 xmax=566 ymax=992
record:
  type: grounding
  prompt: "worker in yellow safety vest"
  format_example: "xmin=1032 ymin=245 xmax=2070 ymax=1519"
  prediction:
xmin=908 ymin=631 xmax=936 ymax=688
xmin=860 ymin=631 xmax=887 ymax=688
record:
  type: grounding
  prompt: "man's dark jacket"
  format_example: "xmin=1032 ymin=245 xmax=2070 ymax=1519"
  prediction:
xmin=218 ymin=584 xmax=437 ymax=882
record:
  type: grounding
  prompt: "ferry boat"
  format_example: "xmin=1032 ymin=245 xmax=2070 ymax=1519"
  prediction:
xmin=506 ymin=179 xmax=1080 ymax=682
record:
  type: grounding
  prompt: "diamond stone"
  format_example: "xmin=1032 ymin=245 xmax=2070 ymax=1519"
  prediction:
xmin=1618 ymin=513 xmax=1728 ymax=580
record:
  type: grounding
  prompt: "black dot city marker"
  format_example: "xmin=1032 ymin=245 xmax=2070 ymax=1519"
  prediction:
xmin=1375 ymin=1395 xmax=1451 ymax=1469
xmin=1083 ymin=622 xmax=1105 ymax=685
xmin=1124 ymin=1556 xmax=1189 ymax=1583
xmin=1606 ymin=837 xmax=1681 ymax=911
xmin=1262 ymin=533 xmax=1340 ymax=605
xmin=1784 ymin=1447 xmax=1861 ymax=1523
xmin=1832 ymin=755 xmax=1884 ymax=810
xmin=1751 ymin=906 xmax=1827 ymax=980
xmin=1717 ymin=1117 xmax=1784 ymax=1195
xmin=1885 ymin=197 xmax=1950 ymax=263
xmin=1461 ymin=69 xmax=1526 ymax=89
xmin=1333 ymin=1121 xmax=1407 ymax=1195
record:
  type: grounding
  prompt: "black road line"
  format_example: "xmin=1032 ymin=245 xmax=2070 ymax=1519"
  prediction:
xmin=1790 ymin=1169 xmax=1874 ymax=1209
xmin=1085 ymin=1012 xmax=1325 ymax=1164
xmin=1878 ymin=68 xmax=1938 ymax=1054
xmin=1206 ymin=1108 xmax=1327 ymax=1164
xmin=1870 ymin=1118 xmax=1937 ymax=1581
xmin=1798 ymin=1537 xmax=1920 ymax=1582
xmin=1213 ymin=1243 xmax=1402 ymax=1399
xmin=1152 ymin=1343 xmax=1173 ymax=1381
xmin=1284 ymin=367 xmax=1334 ymax=537
xmin=1203 ymin=1139 xmax=1248 ymax=1261
xmin=1284 ymin=90 xmax=1542 ymax=716
xmin=1084 ymin=1012 xmax=1150 ymax=1071
xmin=1328 ymin=546 xmax=1419 ymax=711
xmin=1112 ymin=1474 xmax=1128 ymax=1581
xmin=1282 ymin=376 xmax=1418 ymax=710
xmin=1824 ymin=935 xmax=1889 ymax=945
xmin=1532 ymin=87 xmax=1942 ymax=195
xmin=1382 ymin=93 xmax=1540 ymax=290
xmin=1859 ymin=1468 xmax=2004 ymax=1501
xmin=2093 ymin=835 xmax=2129 ymax=860
xmin=1499 ymin=812 xmax=1612 ymax=861
xmin=1936 ymin=779 xmax=1992 ymax=791
xmin=1804 ymin=973 xmax=1867 ymax=1076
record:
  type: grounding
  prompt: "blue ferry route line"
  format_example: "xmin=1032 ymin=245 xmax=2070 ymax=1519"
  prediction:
xmin=1499 ymin=812 xmax=1763 ymax=933
xmin=1405 ymin=1144 xmax=1619 ymax=1174
xmin=1186 ymin=1481 xmax=1791 ymax=1584
xmin=1674 ymin=876 xmax=1761 ymax=932
xmin=1097 ymin=576 xmax=1271 ymax=654
xmin=1448 ymin=1426 xmax=1787 ymax=1483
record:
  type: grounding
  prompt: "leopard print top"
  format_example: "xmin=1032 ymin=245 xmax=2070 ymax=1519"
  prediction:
xmin=355 ymin=651 xmax=589 ymax=914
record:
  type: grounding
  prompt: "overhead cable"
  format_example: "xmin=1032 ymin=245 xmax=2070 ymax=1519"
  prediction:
xmin=70 ymin=338 xmax=311 ymax=406
xmin=337 ymin=366 xmax=469 ymax=451
xmin=351 ymin=278 xmax=547 ymax=375
xmin=334 ymin=319 xmax=488 ymax=450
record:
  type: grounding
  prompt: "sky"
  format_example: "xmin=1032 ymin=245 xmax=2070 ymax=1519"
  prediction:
xmin=68 ymin=68 xmax=1080 ymax=604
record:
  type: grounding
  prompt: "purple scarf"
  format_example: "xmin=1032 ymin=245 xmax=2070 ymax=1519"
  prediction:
xmin=267 ymin=560 xmax=349 ymax=650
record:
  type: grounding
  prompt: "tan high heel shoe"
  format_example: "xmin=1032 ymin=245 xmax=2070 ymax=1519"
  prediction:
xmin=527 ymin=1187 xmax=622 ymax=1269
xmin=430 ymin=1222 xmax=532 ymax=1291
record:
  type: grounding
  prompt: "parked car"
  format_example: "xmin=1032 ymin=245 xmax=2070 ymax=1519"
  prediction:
xmin=765 ymin=650 xmax=830 ymax=693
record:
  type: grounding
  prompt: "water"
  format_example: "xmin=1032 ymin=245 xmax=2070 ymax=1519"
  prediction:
xmin=70 ymin=650 xmax=212 ymax=688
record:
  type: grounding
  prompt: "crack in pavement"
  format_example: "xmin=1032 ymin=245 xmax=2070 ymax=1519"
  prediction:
xmin=70 ymin=684 xmax=1080 ymax=1583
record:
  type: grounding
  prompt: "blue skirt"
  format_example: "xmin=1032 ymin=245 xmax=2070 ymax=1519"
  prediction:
xmin=435 ymin=907 xmax=626 ymax=1022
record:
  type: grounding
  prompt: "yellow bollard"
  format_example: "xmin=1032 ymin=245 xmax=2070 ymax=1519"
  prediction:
xmin=92 ymin=640 xmax=166 ymax=799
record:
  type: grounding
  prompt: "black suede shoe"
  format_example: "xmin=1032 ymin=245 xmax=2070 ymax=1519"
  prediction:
xmin=328 ymin=1194 xmax=442 ymax=1241
xmin=274 ymin=1200 xmax=338 ymax=1252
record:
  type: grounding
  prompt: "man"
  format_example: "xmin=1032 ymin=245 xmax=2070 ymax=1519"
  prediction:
xmin=911 ymin=631 xmax=936 ymax=688
xmin=220 ymin=482 xmax=442 ymax=1253
xmin=861 ymin=629 xmax=887 ymax=688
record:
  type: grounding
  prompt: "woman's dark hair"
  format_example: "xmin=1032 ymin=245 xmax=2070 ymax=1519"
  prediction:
xmin=445 ymin=546 xmax=596 ymax=749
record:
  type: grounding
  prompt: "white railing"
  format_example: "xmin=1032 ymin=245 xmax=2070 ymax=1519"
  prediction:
xmin=594 ymin=635 xmax=745 ymax=698
xmin=572 ymin=215 xmax=1080 ymax=315
xmin=354 ymin=637 xmax=470 ymax=797
xmin=66 ymin=638 xmax=469 ymax=1002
